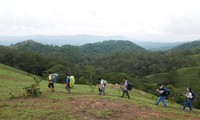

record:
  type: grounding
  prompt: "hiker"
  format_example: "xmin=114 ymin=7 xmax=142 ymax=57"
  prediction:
xmin=65 ymin=74 xmax=70 ymax=94
xmin=121 ymin=77 xmax=130 ymax=99
xmin=155 ymin=84 xmax=168 ymax=107
xmin=48 ymin=72 xmax=54 ymax=92
xmin=100 ymin=79 xmax=106 ymax=95
xmin=182 ymin=87 xmax=193 ymax=112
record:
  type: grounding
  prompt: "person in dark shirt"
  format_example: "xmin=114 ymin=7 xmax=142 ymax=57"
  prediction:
xmin=155 ymin=84 xmax=168 ymax=107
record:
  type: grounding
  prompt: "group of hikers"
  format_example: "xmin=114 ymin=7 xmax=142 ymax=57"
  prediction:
xmin=155 ymin=84 xmax=195 ymax=112
xmin=48 ymin=72 xmax=75 ymax=93
xmin=48 ymin=72 xmax=195 ymax=112
xmin=98 ymin=77 xmax=131 ymax=99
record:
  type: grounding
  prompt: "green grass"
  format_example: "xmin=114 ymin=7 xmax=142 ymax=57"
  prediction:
xmin=146 ymin=66 xmax=200 ymax=100
xmin=1 ymin=63 xmax=200 ymax=120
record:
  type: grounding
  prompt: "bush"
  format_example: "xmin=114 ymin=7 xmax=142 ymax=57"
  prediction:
xmin=8 ymin=92 xmax=15 ymax=100
xmin=23 ymin=76 xmax=42 ymax=97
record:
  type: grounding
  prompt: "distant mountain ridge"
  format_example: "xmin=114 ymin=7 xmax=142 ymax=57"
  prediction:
xmin=11 ymin=40 xmax=146 ymax=65
xmin=81 ymin=40 xmax=146 ymax=54
xmin=12 ymin=39 xmax=146 ymax=53
xmin=171 ymin=40 xmax=200 ymax=50
xmin=135 ymin=41 xmax=182 ymax=51
xmin=0 ymin=35 xmax=189 ymax=51
xmin=0 ymin=35 xmax=128 ymax=46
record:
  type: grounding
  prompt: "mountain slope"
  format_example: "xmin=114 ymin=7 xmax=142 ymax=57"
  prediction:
xmin=0 ymin=35 xmax=128 ymax=46
xmin=171 ymin=40 xmax=200 ymax=50
xmin=10 ymin=40 xmax=146 ymax=65
xmin=0 ymin=63 xmax=200 ymax=120
xmin=81 ymin=40 xmax=146 ymax=53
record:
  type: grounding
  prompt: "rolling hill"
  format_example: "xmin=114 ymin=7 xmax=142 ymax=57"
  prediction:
xmin=12 ymin=39 xmax=146 ymax=53
xmin=81 ymin=40 xmax=146 ymax=53
xmin=10 ymin=40 xmax=146 ymax=65
xmin=0 ymin=63 xmax=200 ymax=120
xmin=171 ymin=40 xmax=200 ymax=50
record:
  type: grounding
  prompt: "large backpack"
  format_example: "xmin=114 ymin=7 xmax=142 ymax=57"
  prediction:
xmin=52 ymin=73 xmax=58 ymax=83
xmin=127 ymin=82 xmax=133 ymax=90
xmin=191 ymin=91 xmax=196 ymax=100
xmin=164 ymin=88 xmax=170 ymax=97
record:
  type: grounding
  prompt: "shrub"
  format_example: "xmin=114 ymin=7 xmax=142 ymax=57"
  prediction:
xmin=8 ymin=92 xmax=15 ymax=100
xmin=23 ymin=76 xmax=42 ymax=97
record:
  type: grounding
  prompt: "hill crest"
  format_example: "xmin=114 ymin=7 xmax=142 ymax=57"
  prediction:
xmin=171 ymin=40 xmax=200 ymax=50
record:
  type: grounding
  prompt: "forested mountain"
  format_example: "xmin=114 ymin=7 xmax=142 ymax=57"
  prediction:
xmin=13 ymin=40 xmax=146 ymax=53
xmin=11 ymin=40 xmax=146 ymax=65
xmin=1 ymin=39 xmax=200 ymax=108
xmin=81 ymin=40 xmax=146 ymax=53
xmin=171 ymin=40 xmax=200 ymax=50
xmin=0 ymin=35 xmax=128 ymax=46
xmin=0 ymin=45 xmax=47 ymax=76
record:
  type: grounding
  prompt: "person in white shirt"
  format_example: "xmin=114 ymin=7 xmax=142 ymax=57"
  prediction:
xmin=121 ymin=77 xmax=130 ymax=99
xmin=100 ymin=79 xmax=106 ymax=96
xmin=182 ymin=87 xmax=193 ymax=112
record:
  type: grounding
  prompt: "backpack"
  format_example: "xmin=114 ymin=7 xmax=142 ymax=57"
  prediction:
xmin=191 ymin=91 xmax=196 ymax=100
xmin=104 ymin=80 xmax=107 ymax=86
xmin=127 ymin=82 xmax=133 ymax=90
xmin=164 ymin=88 xmax=170 ymax=96
xmin=52 ymin=73 xmax=58 ymax=83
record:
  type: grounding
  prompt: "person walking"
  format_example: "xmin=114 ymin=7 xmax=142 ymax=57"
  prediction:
xmin=48 ymin=72 xmax=54 ymax=92
xmin=65 ymin=74 xmax=70 ymax=94
xmin=100 ymin=79 xmax=106 ymax=96
xmin=121 ymin=77 xmax=130 ymax=99
xmin=155 ymin=84 xmax=168 ymax=107
xmin=183 ymin=87 xmax=193 ymax=112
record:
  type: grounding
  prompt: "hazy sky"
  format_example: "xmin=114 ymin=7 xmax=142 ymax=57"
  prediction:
xmin=0 ymin=0 xmax=200 ymax=42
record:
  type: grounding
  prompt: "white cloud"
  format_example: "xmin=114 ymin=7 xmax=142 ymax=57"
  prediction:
xmin=0 ymin=0 xmax=200 ymax=42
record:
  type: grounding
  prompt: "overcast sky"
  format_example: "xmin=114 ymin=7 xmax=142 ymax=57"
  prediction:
xmin=0 ymin=0 xmax=200 ymax=42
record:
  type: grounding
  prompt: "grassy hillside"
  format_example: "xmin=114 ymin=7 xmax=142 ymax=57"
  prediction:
xmin=145 ymin=66 xmax=200 ymax=108
xmin=176 ymin=66 xmax=200 ymax=105
xmin=1 ymin=64 xmax=200 ymax=120
xmin=146 ymin=66 xmax=200 ymax=90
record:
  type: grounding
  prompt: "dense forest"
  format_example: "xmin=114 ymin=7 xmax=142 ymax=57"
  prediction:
xmin=0 ymin=40 xmax=200 ymax=108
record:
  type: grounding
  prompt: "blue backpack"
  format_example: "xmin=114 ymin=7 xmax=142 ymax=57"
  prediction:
xmin=164 ymin=88 xmax=170 ymax=96
xmin=52 ymin=73 xmax=58 ymax=83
